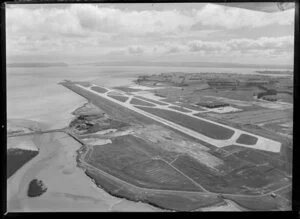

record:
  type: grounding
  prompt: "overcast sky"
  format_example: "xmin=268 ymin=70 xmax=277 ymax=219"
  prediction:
xmin=6 ymin=3 xmax=295 ymax=66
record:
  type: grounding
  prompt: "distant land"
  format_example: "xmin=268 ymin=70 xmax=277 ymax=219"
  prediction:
xmin=7 ymin=61 xmax=293 ymax=70
xmin=256 ymin=70 xmax=293 ymax=75
xmin=80 ymin=61 xmax=292 ymax=70
xmin=7 ymin=62 xmax=68 ymax=68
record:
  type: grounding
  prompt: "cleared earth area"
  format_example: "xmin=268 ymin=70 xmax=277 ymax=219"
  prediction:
xmin=135 ymin=106 xmax=235 ymax=140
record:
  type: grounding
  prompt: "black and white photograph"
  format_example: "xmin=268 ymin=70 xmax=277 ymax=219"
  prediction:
xmin=5 ymin=1 xmax=295 ymax=212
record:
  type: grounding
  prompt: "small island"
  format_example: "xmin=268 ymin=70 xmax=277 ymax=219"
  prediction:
xmin=27 ymin=179 xmax=47 ymax=197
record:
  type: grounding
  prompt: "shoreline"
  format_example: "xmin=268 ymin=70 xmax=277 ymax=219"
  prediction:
xmin=82 ymin=166 xmax=168 ymax=212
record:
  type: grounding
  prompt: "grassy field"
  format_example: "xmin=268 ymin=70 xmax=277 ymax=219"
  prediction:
xmin=130 ymin=98 xmax=156 ymax=107
xmin=263 ymin=120 xmax=293 ymax=136
xmin=108 ymin=95 xmax=129 ymax=102
xmin=123 ymin=159 xmax=202 ymax=191
xmin=224 ymin=144 xmax=292 ymax=175
xmin=236 ymin=134 xmax=258 ymax=145
xmin=134 ymin=96 xmax=169 ymax=105
xmin=88 ymin=135 xmax=151 ymax=169
xmin=172 ymin=154 xmax=242 ymax=194
xmin=199 ymin=90 xmax=256 ymax=102
xmin=91 ymin=86 xmax=108 ymax=93
xmin=174 ymin=103 xmax=206 ymax=111
xmin=108 ymin=91 xmax=124 ymax=96
xmin=213 ymin=109 xmax=291 ymax=124
xmin=113 ymin=86 xmax=143 ymax=92
xmin=168 ymin=106 xmax=191 ymax=113
xmin=160 ymin=98 xmax=180 ymax=103
xmin=207 ymin=149 xmax=250 ymax=175
xmin=135 ymin=106 xmax=235 ymax=140
xmin=172 ymin=154 xmax=287 ymax=195
xmin=86 ymin=135 xmax=201 ymax=191
xmin=76 ymin=81 xmax=91 ymax=87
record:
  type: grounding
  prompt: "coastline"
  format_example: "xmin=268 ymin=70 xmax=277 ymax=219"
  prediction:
xmin=7 ymin=98 xmax=164 ymax=212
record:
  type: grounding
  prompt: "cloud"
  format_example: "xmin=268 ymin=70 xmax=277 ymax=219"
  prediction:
xmin=6 ymin=3 xmax=294 ymax=38
xmin=166 ymin=47 xmax=182 ymax=53
xmin=5 ymin=4 xmax=294 ymax=65
xmin=187 ymin=36 xmax=293 ymax=53
xmin=193 ymin=4 xmax=294 ymax=29
xmin=188 ymin=40 xmax=230 ymax=53
xmin=127 ymin=45 xmax=145 ymax=54
xmin=227 ymin=36 xmax=294 ymax=51
xmin=6 ymin=6 xmax=85 ymax=38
